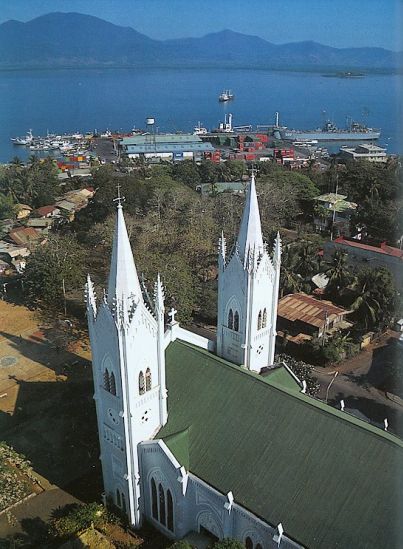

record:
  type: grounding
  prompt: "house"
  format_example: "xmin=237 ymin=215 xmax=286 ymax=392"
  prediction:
xmin=26 ymin=218 xmax=54 ymax=233
xmin=277 ymin=292 xmax=353 ymax=343
xmin=34 ymin=205 xmax=61 ymax=218
xmin=14 ymin=204 xmax=32 ymax=220
xmin=324 ymin=236 xmax=403 ymax=289
xmin=313 ymin=193 xmax=357 ymax=236
xmin=339 ymin=143 xmax=388 ymax=163
xmin=85 ymin=175 xmax=402 ymax=549
xmin=7 ymin=227 xmax=45 ymax=248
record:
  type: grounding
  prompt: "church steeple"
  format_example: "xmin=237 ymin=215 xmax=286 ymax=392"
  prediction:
xmin=237 ymin=172 xmax=264 ymax=265
xmin=86 ymin=190 xmax=168 ymax=528
xmin=107 ymin=198 xmax=142 ymax=308
xmin=217 ymin=171 xmax=281 ymax=372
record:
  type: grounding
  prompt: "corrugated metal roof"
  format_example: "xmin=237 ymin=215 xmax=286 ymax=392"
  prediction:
xmin=160 ymin=340 xmax=403 ymax=549
xmin=120 ymin=133 xmax=204 ymax=145
xmin=124 ymin=143 xmax=214 ymax=154
xmin=277 ymin=293 xmax=348 ymax=327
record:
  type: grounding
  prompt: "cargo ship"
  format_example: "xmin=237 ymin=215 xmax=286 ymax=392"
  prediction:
xmin=279 ymin=120 xmax=380 ymax=141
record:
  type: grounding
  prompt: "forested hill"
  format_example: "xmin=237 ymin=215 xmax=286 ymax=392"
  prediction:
xmin=0 ymin=12 xmax=401 ymax=71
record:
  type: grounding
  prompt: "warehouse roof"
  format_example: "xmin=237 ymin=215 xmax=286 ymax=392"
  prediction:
xmin=120 ymin=133 xmax=205 ymax=146
xmin=160 ymin=340 xmax=403 ymax=549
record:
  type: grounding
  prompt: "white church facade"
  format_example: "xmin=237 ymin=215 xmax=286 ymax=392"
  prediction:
xmin=86 ymin=176 xmax=403 ymax=549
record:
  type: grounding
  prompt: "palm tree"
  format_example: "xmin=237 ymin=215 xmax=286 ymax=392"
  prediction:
xmin=324 ymin=250 xmax=352 ymax=294
xmin=294 ymin=242 xmax=319 ymax=279
xmin=348 ymin=277 xmax=382 ymax=329
xmin=280 ymin=245 xmax=303 ymax=297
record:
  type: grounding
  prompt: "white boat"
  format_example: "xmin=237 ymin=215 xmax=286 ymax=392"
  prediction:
xmin=11 ymin=129 xmax=34 ymax=145
xmin=193 ymin=122 xmax=208 ymax=135
xmin=292 ymin=139 xmax=319 ymax=147
xmin=219 ymin=90 xmax=234 ymax=102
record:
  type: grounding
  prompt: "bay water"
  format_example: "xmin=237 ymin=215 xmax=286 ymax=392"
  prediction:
xmin=0 ymin=67 xmax=401 ymax=163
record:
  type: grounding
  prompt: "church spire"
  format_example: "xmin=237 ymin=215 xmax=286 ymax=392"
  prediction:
xmin=237 ymin=172 xmax=264 ymax=264
xmin=107 ymin=189 xmax=142 ymax=308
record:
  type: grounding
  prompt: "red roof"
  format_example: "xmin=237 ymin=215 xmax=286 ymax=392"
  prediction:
xmin=334 ymin=236 xmax=403 ymax=259
xmin=35 ymin=205 xmax=58 ymax=217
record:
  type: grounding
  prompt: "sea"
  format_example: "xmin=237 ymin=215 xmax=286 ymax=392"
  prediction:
xmin=0 ymin=67 xmax=401 ymax=163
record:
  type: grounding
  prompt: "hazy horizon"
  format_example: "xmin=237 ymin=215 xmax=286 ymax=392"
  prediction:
xmin=0 ymin=0 xmax=401 ymax=51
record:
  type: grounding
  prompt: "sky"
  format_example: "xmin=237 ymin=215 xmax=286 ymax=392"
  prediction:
xmin=0 ymin=0 xmax=402 ymax=51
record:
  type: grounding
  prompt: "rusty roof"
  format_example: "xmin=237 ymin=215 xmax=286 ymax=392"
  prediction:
xmin=278 ymin=293 xmax=348 ymax=328
xmin=8 ymin=227 xmax=43 ymax=246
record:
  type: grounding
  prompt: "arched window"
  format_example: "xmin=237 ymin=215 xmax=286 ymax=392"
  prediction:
xmin=145 ymin=368 xmax=152 ymax=392
xmin=256 ymin=544 xmax=262 ymax=549
xmin=138 ymin=371 xmax=145 ymax=395
xmin=116 ymin=489 xmax=121 ymax=508
xmin=104 ymin=369 xmax=110 ymax=392
xmin=151 ymin=478 xmax=158 ymax=519
xmin=110 ymin=371 xmax=116 ymax=396
xmin=245 ymin=537 xmax=253 ymax=549
xmin=228 ymin=308 xmax=234 ymax=330
xmin=234 ymin=311 xmax=239 ymax=332
xmin=262 ymin=308 xmax=267 ymax=329
xmin=121 ymin=492 xmax=126 ymax=512
xmin=257 ymin=310 xmax=262 ymax=330
xmin=158 ymin=484 xmax=166 ymax=526
xmin=167 ymin=489 xmax=174 ymax=532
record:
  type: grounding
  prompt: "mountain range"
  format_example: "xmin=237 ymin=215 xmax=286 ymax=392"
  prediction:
xmin=0 ymin=12 xmax=401 ymax=71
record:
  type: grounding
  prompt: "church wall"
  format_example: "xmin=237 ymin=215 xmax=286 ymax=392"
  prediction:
xmin=89 ymin=303 xmax=130 ymax=512
xmin=217 ymin=253 xmax=248 ymax=364
xmin=139 ymin=441 xmax=302 ymax=549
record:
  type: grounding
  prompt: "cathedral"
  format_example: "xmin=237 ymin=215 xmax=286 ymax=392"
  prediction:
xmin=86 ymin=175 xmax=402 ymax=549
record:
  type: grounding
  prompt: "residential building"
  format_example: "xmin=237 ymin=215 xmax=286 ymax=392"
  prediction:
xmin=86 ymin=176 xmax=402 ymax=549
xmin=7 ymin=227 xmax=45 ymax=248
xmin=313 ymin=193 xmax=357 ymax=236
xmin=324 ymin=236 xmax=403 ymax=288
xmin=277 ymin=292 xmax=353 ymax=344
xmin=34 ymin=205 xmax=61 ymax=218
xmin=14 ymin=204 xmax=32 ymax=220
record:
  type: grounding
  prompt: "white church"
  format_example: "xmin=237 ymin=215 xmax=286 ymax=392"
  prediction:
xmin=86 ymin=175 xmax=402 ymax=549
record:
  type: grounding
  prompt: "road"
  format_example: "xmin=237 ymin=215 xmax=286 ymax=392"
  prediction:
xmin=312 ymin=331 xmax=403 ymax=437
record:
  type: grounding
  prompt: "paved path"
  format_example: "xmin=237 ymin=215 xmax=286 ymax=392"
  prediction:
xmin=312 ymin=332 xmax=403 ymax=437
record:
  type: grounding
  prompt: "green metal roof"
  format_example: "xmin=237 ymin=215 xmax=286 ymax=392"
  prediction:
xmin=120 ymin=134 xmax=203 ymax=146
xmin=314 ymin=193 xmax=357 ymax=213
xmin=160 ymin=340 xmax=403 ymax=549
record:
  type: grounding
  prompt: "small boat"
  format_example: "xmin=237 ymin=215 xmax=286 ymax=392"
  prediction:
xmin=292 ymin=139 xmax=319 ymax=147
xmin=11 ymin=129 xmax=34 ymax=145
xmin=219 ymin=90 xmax=234 ymax=102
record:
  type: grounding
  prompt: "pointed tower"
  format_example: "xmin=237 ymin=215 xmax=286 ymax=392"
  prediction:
xmin=86 ymin=197 xmax=167 ymax=528
xmin=217 ymin=173 xmax=281 ymax=372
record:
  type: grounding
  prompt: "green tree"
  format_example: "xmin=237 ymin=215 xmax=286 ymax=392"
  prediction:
xmin=280 ymin=245 xmax=303 ymax=297
xmin=24 ymin=234 xmax=86 ymax=310
xmin=0 ymin=193 xmax=15 ymax=219
xmin=173 ymin=160 xmax=201 ymax=189
xmin=198 ymin=159 xmax=218 ymax=184
xmin=212 ymin=540 xmax=244 ymax=549
xmin=348 ymin=267 xmax=397 ymax=330
xmin=324 ymin=250 xmax=352 ymax=297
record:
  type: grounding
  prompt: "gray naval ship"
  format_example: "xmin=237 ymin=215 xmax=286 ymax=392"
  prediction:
xmin=277 ymin=120 xmax=381 ymax=141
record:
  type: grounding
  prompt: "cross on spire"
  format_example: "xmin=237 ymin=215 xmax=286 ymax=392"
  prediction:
xmin=113 ymin=183 xmax=125 ymax=208
xmin=168 ymin=307 xmax=178 ymax=324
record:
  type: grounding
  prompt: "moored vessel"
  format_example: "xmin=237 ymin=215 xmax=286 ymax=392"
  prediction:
xmin=280 ymin=120 xmax=380 ymax=141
